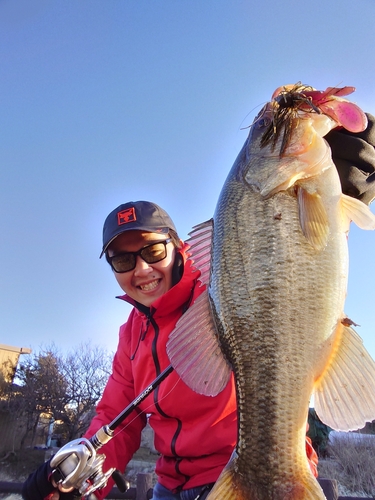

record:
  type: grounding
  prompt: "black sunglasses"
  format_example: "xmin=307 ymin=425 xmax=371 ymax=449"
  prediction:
xmin=108 ymin=238 xmax=172 ymax=273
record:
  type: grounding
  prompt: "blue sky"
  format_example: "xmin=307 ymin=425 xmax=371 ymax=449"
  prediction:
xmin=1 ymin=0 xmax=375 ymax=364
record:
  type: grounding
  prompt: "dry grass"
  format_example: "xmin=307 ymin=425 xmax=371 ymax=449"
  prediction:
xmin=0 ymin=448 xmax=46 ymax=483
xmin=0 ymin=448 xmax=53 ymax=500
xmin=318 ymin=433 xmax=375 ymax=497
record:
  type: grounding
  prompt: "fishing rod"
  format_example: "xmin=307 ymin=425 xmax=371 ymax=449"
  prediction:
xmin=92 ymin=364 xmax=174 ymax=448
xmin=51 ymin=364 xmax=174 ymax=497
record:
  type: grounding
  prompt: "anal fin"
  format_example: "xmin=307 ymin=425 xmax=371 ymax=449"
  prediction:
xmin=314 ymin=323 xmax=375 ymax=431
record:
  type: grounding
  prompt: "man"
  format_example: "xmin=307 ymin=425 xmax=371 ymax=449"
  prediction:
xmin=22 ymin=116 xmax=375 ymax=500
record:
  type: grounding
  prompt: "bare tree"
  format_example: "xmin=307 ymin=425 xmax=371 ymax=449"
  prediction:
xmin=56 ymin=342 xmax=112 ymax=441
xmin=5 ymin=343 xmax=113 ymax=449
xmin=13 ymin=347 xmax=67 ymax=448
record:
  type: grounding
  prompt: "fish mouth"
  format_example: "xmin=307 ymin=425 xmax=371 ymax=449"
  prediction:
xmin=138 ymin=279 xmax=161 ymax=292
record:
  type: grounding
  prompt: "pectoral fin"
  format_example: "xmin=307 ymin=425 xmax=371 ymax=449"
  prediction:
xmin=166 ymin=289 xmax=232 ymax=396
xmin=297 ymin=186 xmax=330 ymax=250
xmin=341 ymin=194 xmax=375 ymax=231
xmin=167 ymin=219 xmax=231 ymax=396
xmin=314 ymin=323 xmax=375 ymax=431
xmin=297 ymin=189 xmax=375 ymax=251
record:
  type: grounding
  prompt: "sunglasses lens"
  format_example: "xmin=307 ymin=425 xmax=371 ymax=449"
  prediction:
xmin=141 ymin=242 xmax=167 ymax=263
xmin=111 ymin=254 xmax=135 ymax=273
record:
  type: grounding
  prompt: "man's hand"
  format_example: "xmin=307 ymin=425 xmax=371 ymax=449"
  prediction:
xmin=21 ymin=459 xmax=79 ymax=500
xmin=48 ymin=489 xmax=80 ymax=500
xmin=50 ymin=438 xmax=114 ymax=496
xmin=326 ymin=113 xmax=375 ymax=205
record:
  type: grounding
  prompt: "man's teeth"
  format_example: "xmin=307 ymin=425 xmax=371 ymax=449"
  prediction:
xmin=140 ymin=280 xmax=159 ymax=291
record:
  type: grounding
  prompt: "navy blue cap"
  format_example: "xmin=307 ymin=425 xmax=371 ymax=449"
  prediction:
xmin=100 ymin=201 xmax=177 ymax=257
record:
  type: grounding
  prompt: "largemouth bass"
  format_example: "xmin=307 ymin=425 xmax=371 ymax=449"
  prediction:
xmin=167 ymin=84 xmax=375 ymax=499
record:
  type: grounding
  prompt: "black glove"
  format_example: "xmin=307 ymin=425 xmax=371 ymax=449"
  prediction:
xmin=22 ymin=459 xmax=55 ymax=500
xmin=325 ymin=113 xmax=375 ymax=205
xmin=22 ymin=458 xmax=82 ymax=500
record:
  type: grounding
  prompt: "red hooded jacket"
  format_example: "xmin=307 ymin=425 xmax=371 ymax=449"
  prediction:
xmin=85 ymin=251 xmax=237 ymax=497
xmin=84 ymin=248 xmax=317 ymax=498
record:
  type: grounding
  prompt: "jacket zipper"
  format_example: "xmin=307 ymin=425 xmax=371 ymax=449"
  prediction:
xmin=130 ymin=316 xmax=150 ymax=360
xmin=150 ymin=316 xmax=191 ymax=487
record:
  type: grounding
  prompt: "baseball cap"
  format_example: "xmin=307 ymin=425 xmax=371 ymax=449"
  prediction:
xmin=100 ymin=201 xmax=177 ymax=257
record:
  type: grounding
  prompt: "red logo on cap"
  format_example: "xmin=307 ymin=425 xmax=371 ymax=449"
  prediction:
xmin=117 ymin=208 xmax=136 ymax=225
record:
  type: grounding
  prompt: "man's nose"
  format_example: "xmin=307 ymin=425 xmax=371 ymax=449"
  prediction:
xmin=133 ymin=256 xmax=153 ymax=274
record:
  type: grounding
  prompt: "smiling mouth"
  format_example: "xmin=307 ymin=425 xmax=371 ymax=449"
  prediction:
xmin=139 ymin=279 xmax=160 ymax=292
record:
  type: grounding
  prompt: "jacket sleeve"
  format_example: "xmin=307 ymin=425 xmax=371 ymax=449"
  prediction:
xmin=305 ymin=435 xmax=318 ymax=478
xmin=84 ymin=318 xmax=147 ymax=499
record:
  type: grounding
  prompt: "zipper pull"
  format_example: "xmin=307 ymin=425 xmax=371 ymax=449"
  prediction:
xmin=130 ymin=317 xmax=150 ymax=360
xmin=141 ymin=318 xmax=150 ymax=341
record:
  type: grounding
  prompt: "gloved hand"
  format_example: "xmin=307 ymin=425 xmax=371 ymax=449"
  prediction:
xmin=22 ymin=459 xmax=54 ymax=500
xmin=325 ymin=113 xmax=375 ymax=205
xmin=22 ymin=458 xmax=81 ymax=500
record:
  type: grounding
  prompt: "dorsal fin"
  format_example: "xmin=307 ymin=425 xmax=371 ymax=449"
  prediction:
xmin=186 ymin=219 xmax=213 ymax=286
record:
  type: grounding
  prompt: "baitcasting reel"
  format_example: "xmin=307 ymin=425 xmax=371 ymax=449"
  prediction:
xmin=51 ymin=436 xmax=115 ymax=497
xmin=50 ymin=365 xmax=174 ymax=497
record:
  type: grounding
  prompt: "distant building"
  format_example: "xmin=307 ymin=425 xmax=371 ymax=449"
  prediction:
xmin=0 ymin=343 xmax=31 ymax=382
xmin=0 ymin=344 xmax=32 ymax=453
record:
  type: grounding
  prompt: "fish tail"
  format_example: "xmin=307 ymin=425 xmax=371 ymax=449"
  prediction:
xmin=271 ymin=477 xmax=326 ymax=500
xmin=206 ymin=456 xmax=248 ymax=500
xmin=207 ymin=456 xmax=326 ymax=500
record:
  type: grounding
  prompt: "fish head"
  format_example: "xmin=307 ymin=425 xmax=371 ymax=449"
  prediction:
xmin=242 ymin=84 xmax=367 ymax=197
xmin=242 ymin=101 xmax=334 ymax=196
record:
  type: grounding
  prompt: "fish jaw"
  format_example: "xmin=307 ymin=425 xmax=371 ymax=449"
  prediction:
xmin=243 ymin=104 xmax=339 ymax=198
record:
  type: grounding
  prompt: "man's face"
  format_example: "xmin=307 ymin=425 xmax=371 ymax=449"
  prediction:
xmin=107 ymin=230 xmax=176 ymax=307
